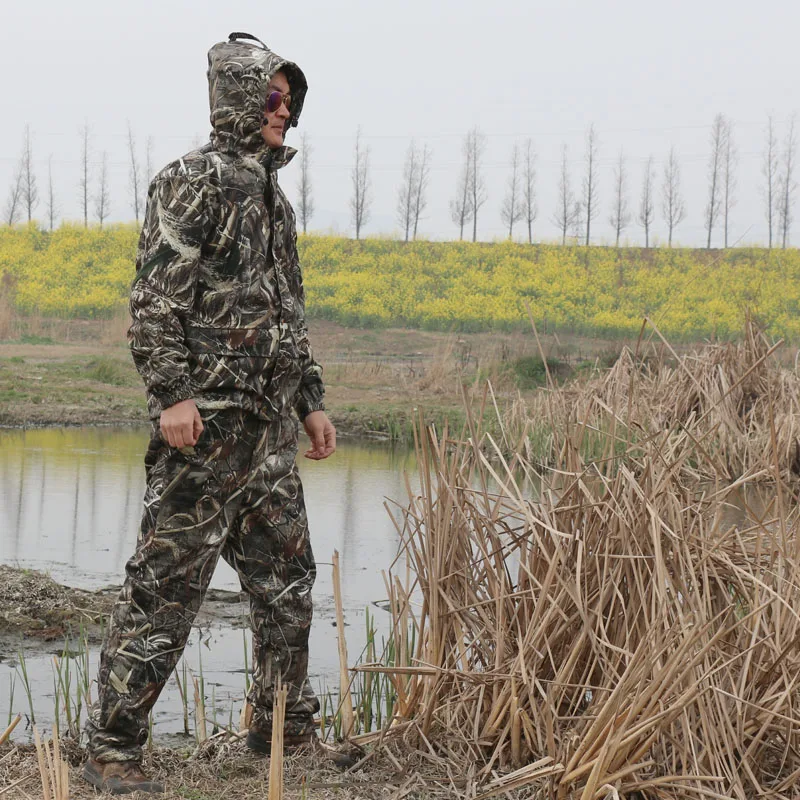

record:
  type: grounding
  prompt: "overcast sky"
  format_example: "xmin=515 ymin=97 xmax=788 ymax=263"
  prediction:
xmin=2 ymin=0 xmax=798 ymax=246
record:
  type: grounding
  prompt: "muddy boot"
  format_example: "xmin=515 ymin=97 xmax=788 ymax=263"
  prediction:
xmin=246 ymin=729 xmax=363 ymax=770
xmin=83 ymin=758 xmax=165 ymax=795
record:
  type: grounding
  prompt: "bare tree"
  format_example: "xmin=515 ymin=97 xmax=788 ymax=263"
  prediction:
xmin=145 ymin=136 xmax=154 ymax=184
xmin=296 ymin=131 xmax=314 ymax=234
xmin=450 ymin=135 xmax=473 ymax=241
xmin=94 ymin=151 xmax=111 ymax=228
xmin=500 ymin=143 xmax=525 ymax=239
xmin=609 ymin=150 xmax=631 ymax=247
xmin=638 ymin=155 xmax=656 ymax=248
xmin=45 ymin=155 xmax=58 ymax=231
xmin=582 ymin=123 xmax=600 ymax=245
xmin=704 ymin=113 xmax=727 ymax=249
xmin=3 ymin=165 xmax=23 ymax=226
xmin=20 ymin=125 xmax=39 ymax=223
xmin=127 ymin=122 xmax=143 ymax=224
xmin=78 ymin=122 xmax=91 ymax=228
xmin=778 ymin=115 xmax=798 ymax=249
xmin=521 ymin=139 xmax=537 ymax=244
xmin=571 ymin=200 xmax=584 ymax=245
xmin=349 ymin=127 xmax=371 ymax=240
xmin=762 ymin=116 xmax=779 ymax=249
xmin=467 ymin=127 xmax=488 ymax=242
xmin=661 ymin=145 xmax=686 ymax=247
xmin=722 ymin=119 xmax=737 ymax=248
xmin=397 ymin=140 xmax=419 ymax=242
xmin=412 ymin=144 xmax=431 ymax=240
xmin=553 ymin=144 xmax=576 ymax=246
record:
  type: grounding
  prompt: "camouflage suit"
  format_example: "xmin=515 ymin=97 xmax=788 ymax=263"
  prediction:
xmin=86 ymin=33 xmax=324 ymax=763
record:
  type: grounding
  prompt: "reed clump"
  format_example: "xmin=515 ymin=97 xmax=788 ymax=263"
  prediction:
xmin=368 ymin=321 xmax=800 ymax=799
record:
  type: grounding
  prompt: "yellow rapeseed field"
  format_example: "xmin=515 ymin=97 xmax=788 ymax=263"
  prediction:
xmin=1 ymin=223 xmax=798 ymax=339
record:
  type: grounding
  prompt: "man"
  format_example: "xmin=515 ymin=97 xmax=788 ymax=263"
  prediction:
xmin=83 ymin=32 xmax=338 ymax=794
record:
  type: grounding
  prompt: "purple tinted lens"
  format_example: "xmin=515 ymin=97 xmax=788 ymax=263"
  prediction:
xmin=266 ymin=91 xmax=283 ymax=113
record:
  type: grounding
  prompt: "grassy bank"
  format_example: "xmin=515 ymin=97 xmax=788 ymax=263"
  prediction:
xmin=0 ymin=318 xmax=629 ymax=438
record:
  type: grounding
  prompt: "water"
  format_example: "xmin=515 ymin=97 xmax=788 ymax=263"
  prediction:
xmin=0 ymin=426 xmax=417 ymax=739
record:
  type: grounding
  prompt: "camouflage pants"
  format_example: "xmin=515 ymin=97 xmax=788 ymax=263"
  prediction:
xmin=86 ymin=409 xmax=319 ymax=763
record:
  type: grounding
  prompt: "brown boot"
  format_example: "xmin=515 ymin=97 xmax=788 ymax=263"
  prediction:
xmin=246 ymin=729 xmax=363 ymax=770
xmin=82 ymin=758 xmax=165 ymax=795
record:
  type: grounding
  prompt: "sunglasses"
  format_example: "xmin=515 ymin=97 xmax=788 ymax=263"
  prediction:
xmin=265 ymin=90 xmax=292 ymax=114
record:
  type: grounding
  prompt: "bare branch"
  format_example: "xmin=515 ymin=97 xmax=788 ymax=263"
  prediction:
xmin=704 ymin=113 xmax=727 ymax=249
xmin=521 ymin=139 xmax=537 ymax=244
xmin=78 ymin=122 xmax=91 ymax=228
xmin=412 ymin=144 xmax=431 ymax=241
xmin=45 ymin=154 xmax=58 ymax=231
xmin=722 ymin=119 xmax=737 ymax=248
xmin=3 ymin=165 xmax=23 ymax=226
xmin=94 ymin=151 xmax=111 ymax=228
xmin=450 ymin=133 xmax=474 ymax=241
xmin=661 ymin=145 xmax=686 ymax=247
xmin=778 ymin=114 xmax=797 ymax=249
xmin=349 ymin=127 xmax=371 ymax=240
xmin=500 ymin=143 xmax=525 ymax=239
xmin=552 ymin=144 xmax=576 ymax=246
xmin=21 ymin=125 xmax=38 ymax=223
xmin=762 ymin=116 xmax=779 ymax=249
xmin=582 ymin=124 xmax=600 ymax=245
xmin=468 ymin=127 xmax=488 ymax=242
xmin=609 ymin=150 xmax=631 ymax=247
xmin=296 ymin=131 xmax=314 ymax=234
xmin=127 ymin=122 xmax=142 ymax=224
xmin=397 ymin=140 xmax=418 ymax=242
xmin=638 ymin=155 xmax=656 ymax=248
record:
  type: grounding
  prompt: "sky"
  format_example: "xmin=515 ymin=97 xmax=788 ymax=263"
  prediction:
xmin=1 ymin=0 xmax=798 ymax=246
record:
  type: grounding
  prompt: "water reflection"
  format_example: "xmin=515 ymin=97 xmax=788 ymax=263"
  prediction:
xmin=0 ymin=426 xmax=417 ymax=738
xmin=0 ymin=427 xmax=415 ymax=605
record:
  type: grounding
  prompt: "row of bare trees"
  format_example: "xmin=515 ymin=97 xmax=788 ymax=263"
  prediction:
xmin=5 ymin=116 xmax=798 ymax=248
xmin=3 ymin=123 xmax=154 ymax=229
xmin=449 ymin=116 xmax=796 ymax=248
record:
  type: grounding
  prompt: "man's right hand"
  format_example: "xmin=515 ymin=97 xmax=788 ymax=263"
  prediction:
xmin=160 ymin=398 xmax=204 ymax=448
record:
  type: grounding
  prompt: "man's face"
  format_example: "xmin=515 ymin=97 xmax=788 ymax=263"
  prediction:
xmin=261 ymin=70 xmax=292 ymax=149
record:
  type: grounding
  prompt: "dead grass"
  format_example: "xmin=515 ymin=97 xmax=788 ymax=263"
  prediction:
xmin=361 ymin=320 xmax=800 ymax=799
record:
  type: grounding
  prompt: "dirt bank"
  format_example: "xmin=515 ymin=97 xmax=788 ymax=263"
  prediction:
xmin=0 ymin=565 xmax=248 ymax=659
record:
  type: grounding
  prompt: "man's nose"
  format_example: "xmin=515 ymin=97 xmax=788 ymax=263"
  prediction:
xmin=276 ymin=103 xmax=290 ymax=119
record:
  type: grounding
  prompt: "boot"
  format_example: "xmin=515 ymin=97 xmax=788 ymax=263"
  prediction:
xmin=83 ymin=758 xmax=165 ymax=795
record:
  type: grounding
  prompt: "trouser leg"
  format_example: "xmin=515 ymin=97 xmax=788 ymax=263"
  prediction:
xmin=222 ymin=415 xmax=319 ymax=737
xmin=86 ymin=410 xmax=258 ymax=763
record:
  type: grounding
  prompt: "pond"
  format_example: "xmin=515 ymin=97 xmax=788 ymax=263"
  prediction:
xmin=0 ymin=426 xmax=417 ymax=741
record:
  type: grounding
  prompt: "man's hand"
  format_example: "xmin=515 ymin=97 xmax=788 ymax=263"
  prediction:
xmin=303 ymin=410 xmax=336 ymax=460
xmin=160 ymin=398 xmax=204 ymax=448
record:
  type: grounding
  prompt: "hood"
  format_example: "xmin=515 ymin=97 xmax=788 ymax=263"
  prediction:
xmin=207 ymin=32 xmax=308 ymax=157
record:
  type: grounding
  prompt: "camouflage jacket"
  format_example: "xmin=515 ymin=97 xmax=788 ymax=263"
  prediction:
xmin=129 ymin=33 xmax=325 ymax=422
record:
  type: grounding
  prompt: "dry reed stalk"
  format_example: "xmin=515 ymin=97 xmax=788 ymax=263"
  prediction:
xmin=332 ymin=549 xmax=355 ymax=738
xmin=366 ymin=322 xmax=800 ymax=799
xmin=192 ymin=675 xmax=207 ymax=743
xmin=32 ymin=726 xmax=68 ymax=800
xmin=268 ymin=684 xmax=287 ymax=800
xmin=239 ymin=700 xmax=253 ymax=732
xmin=0 ymin=713 xmax=21 ymax=746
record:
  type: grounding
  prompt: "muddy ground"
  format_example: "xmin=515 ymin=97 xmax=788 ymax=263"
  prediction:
xmin=0 ymin=564 xmax=247 ymax=661
xmin=0 ymin=732 xmax=506 ymax=800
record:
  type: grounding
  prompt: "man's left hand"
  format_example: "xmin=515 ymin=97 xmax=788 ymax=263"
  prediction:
xmin=303 ymin=410 xmax=336 ymax=460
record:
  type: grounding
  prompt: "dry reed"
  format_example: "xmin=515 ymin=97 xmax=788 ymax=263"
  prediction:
xmin=364 ymin=321 xmax=800 ymax=799
xmin=269 ymin=684 xmax=287 ymax=800
xmin=332 ymin=549 xmax=356 ymax=739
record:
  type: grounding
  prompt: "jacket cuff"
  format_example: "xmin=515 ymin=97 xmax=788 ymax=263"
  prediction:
xmin=151 ymin=379 xmax=195 ymax=411
xmin=296 ymin=398 xmax=326 ymax=422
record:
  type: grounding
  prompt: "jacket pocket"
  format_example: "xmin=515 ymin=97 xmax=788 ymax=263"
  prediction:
xmin=184 ymin=326 xmax=280 ymax=395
